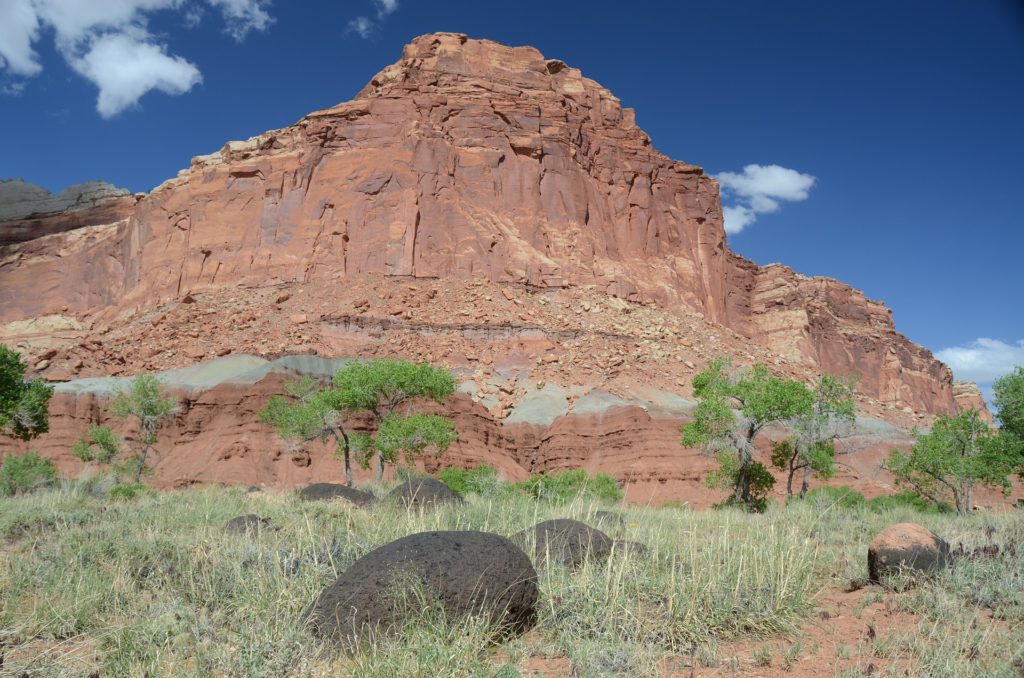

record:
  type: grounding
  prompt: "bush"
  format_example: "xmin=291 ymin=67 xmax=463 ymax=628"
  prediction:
xmin=805 ymin=486 xmax=866 ymax=509
xmin=439 ymin=464 xmax=502 ymax=497
xmin=868 ymin=490 xmax=951 ymax=514
xmin=514 ymin=469 xmax=623 ymax=504
xmin=0 ymin=452 xmax=57 ymax=496
xmin=107 ymin=483 xmax=154 ymax=502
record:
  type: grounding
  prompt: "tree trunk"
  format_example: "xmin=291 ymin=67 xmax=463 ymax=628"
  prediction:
xmin=966 ymin=479 xmax=973 ymax=513
xmin=799 ymin=465 xmax=811 ymax=499
xmin=135 ymin=441 xmax=149 ymax=483
xmin=377 ymin=451 xmax=385 ymax=481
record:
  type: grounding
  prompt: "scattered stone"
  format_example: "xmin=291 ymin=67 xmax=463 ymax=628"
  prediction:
xmin=297 ymin=483 xmax=376 ymax=507
xmin=868 ymin=522 xmax=950 ymax=583
xmin=512 ymin=519 xmax=612 ymax=568
xmin=388 ymin=477 xmax=464 ymax=508
xmin=275 ymin=292 xmax=291 ymax=304
xmin=303 ymin=530 xmax=538 ymax=647
xmin=34 ymin=359 xmax=50 ymax=370
xmin=224 ymin=514 xmax=272 ymax=535
xmin=289 ymin=313 xmax=308 ymax=325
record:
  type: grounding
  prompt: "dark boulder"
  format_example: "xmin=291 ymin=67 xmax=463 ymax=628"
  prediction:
xmin=512 ymin=519 xmax=612 ymax=568
xmin=388 ymin=477 xmax=464 ymax=508
xmin=303 ymin=530 xmax=538 ymax=646
xmin=611 ymin=539 xmax=650 ymax=559
xmin=868 ymin=522 xmax=950 ymax=583
xmin=591 ymin=510 xmax=626 ymax=531
xmin=224 ymin=514 xmax=272 ymax=535
xmin=298 ymin=483 xmax=376 ymax=507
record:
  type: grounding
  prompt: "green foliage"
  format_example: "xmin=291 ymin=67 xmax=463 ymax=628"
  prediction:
xmin=887 ymin=409 xmax=1018 ymax=515
xmin=351 ymin=413 xmax=457 ymax=469
xmin=706 ymin=453 xmax=775 ymax=512
xmin=0 ymin=451 xmax=57 ymax=496
xmin=107 ymin=482 xmax=154 ymax=501
xmin=0 ymin=345 xmax=54 ymax=441
xmin=72 ymin=425 xmax=123 ymax=464
xmin=106 ymin=375 xmax=179 ymax=483
xmin=333 ymin=359 xmax=457 ymax=479
xmin=514 ymin=468 xmax=623 ymax=504
xmin=331 ymin=359 xmax=457 ymax=414
xmin=804 ymin=486 xmax=866 ymax=509
xmin=439 ymin=464 xmax=502 ymax=497
xmin=682 ymin=359 xmax=815 ymax=511
xmin=867 ymin=490 xmax=950 ymax=514
xmin=993 ymin=366 xmax=1024 ymax=439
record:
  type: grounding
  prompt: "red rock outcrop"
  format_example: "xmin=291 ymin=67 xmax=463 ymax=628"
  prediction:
xmin=0 ymin=32 xmax=956 ymax=415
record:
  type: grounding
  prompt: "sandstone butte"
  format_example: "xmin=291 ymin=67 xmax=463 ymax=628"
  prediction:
xmin=0 ymin=33 xmax=1011 ymax=506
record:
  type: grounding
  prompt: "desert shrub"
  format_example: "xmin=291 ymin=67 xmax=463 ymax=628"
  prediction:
xmin=514 ymin=469 xmax=623 ymax=504
xmin=439 ymin=464 xmax=504 ymax=497
xmin=107 ymin=482 xmax=155 ymax=501
xmin=805 ymin=486 xmax=866 ymax=509
xmin=0 ymin=451 xmax=57 ymax=496
xmin=868 ymin=490 xmax=950 ymax=514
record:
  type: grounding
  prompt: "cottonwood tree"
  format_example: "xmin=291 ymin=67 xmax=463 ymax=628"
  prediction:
xmin=771 ymin=374 xmax=856 ymax=498
xmin=106 ymin=375 xmax=179 ymax=482
xmin=682 ymin=359 xmax=813 ymax=512
xmin=0 ymin=345 xmax=54 ymax=443
xmin=886 ymin=409 xmax=1018 ymax=516
xmin=260 ymin=376 xmax=356 ymax=486
xmin=332 ymin=359 xmax=457 ymax=480
xmin=994 ymin=367 xmax=1024 ymax=442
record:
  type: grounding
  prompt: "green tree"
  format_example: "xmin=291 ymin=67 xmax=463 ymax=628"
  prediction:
xmin=993 ymin=366 xmax=1024 ymax=440
xmin=0 ymin=345 xmax=54 ymax=443
xmin=106 ymin=375 xmax=179 ymax=482
xmin=771 ymin=374 xmax=856 ymax=498
xmin=332 ymin=359 xmax=458 ymax=480
xmin=682 ymin=359 xmax=813 ymax=512
xmin=886 ymin=409 xmax=1018 ymax=516
xmin=260 ymin=376 xmax=356 ymax=486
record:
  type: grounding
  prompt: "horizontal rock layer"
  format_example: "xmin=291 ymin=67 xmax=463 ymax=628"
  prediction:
xmin=0 ymin=33 xmax=955 ymax=414
xmin=0 ymin=179 xmax=136 ymax=246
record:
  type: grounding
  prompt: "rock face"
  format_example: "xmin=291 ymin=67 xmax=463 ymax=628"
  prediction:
xmin=297 ymin=483 xmax=376 ymax=506
xmin=867 ymin=522 xmax=951 ymax=583
xmin=303 ymin=530 xmax=539 ymax=645
xmin=0 ymin=179 xmax=135 ymax=246
xmin=0 ymin=32 xmax=957 ymax=415
xmin=513 ymin=519 xmax=613 ymax=568
xmin=952 ymin=381 xmax=994 ymax=424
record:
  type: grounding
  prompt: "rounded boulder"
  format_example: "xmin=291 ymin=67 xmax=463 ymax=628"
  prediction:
xmin=513 ymin=519 xmax=612 ymax=568
xmin=298 ymin=483 xmax=376 ymax=507
xmin=303 ymin=530 xmax=538 ymax=646
xmin=868 ymin=522 xmax=950 ymax=583
xmin=388 ymin=477 xmax=464 ymax=508
xmin=223 ymin=514 xmax=272 ymax=535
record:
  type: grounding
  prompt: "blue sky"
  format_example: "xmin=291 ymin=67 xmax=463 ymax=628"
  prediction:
xmin=1 ymin=0 xmax=1022 ymax=395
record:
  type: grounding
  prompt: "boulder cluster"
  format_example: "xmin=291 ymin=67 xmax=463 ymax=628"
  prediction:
xmin=253 ymin=479 xmax=639 ymax=649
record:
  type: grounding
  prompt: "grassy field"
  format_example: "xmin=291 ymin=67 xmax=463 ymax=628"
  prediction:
xmin=1 ymin=483 xmax=1022 ymax=677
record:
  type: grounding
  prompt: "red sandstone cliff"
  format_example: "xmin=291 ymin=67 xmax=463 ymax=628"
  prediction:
xmin=0 ymin=32 xmax=955 ymax=415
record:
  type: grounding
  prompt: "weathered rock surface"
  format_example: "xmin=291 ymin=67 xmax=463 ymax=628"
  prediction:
xmin=0 ymin=33 xmax=959 ymax=415
xmin=868 ymin=522 xmax=951 ymax=583
xmin=297 ymin=482 xmax=376 ymax=506
xmin=513 ymin=518 xmax=613 ymax=568
xmin=388 ymin=477 xmax=464 ymax=507
xmin=303 ymin=530 xmax=538 ymax=645
xmin=952 ymin=381 xmax=993 ymax=424
xmin=0 ymin=179 xmax=135 ymax=245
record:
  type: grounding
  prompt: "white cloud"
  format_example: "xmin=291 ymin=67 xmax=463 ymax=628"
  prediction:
xmin=374 ymin=0 xmax=398 ymax=17
xmin=936 ymin=338 xmax=1024 ymax=385
xmin=206 ymin=0 xmax=273 ymax=41
xmin=70 ymin=33 xmax=202 ymax=117
xmin=347 ymin=0 xmax=400 ymax=40
xmin=0 ymin=0 xmax=42 ymax=76
xmin=715 ymin=163 xmax=816 ymax=235
xmin=0 ymin=0 xmax=273 ymax=116
xmin=347 ymin=16 xmax=375 ymax=39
